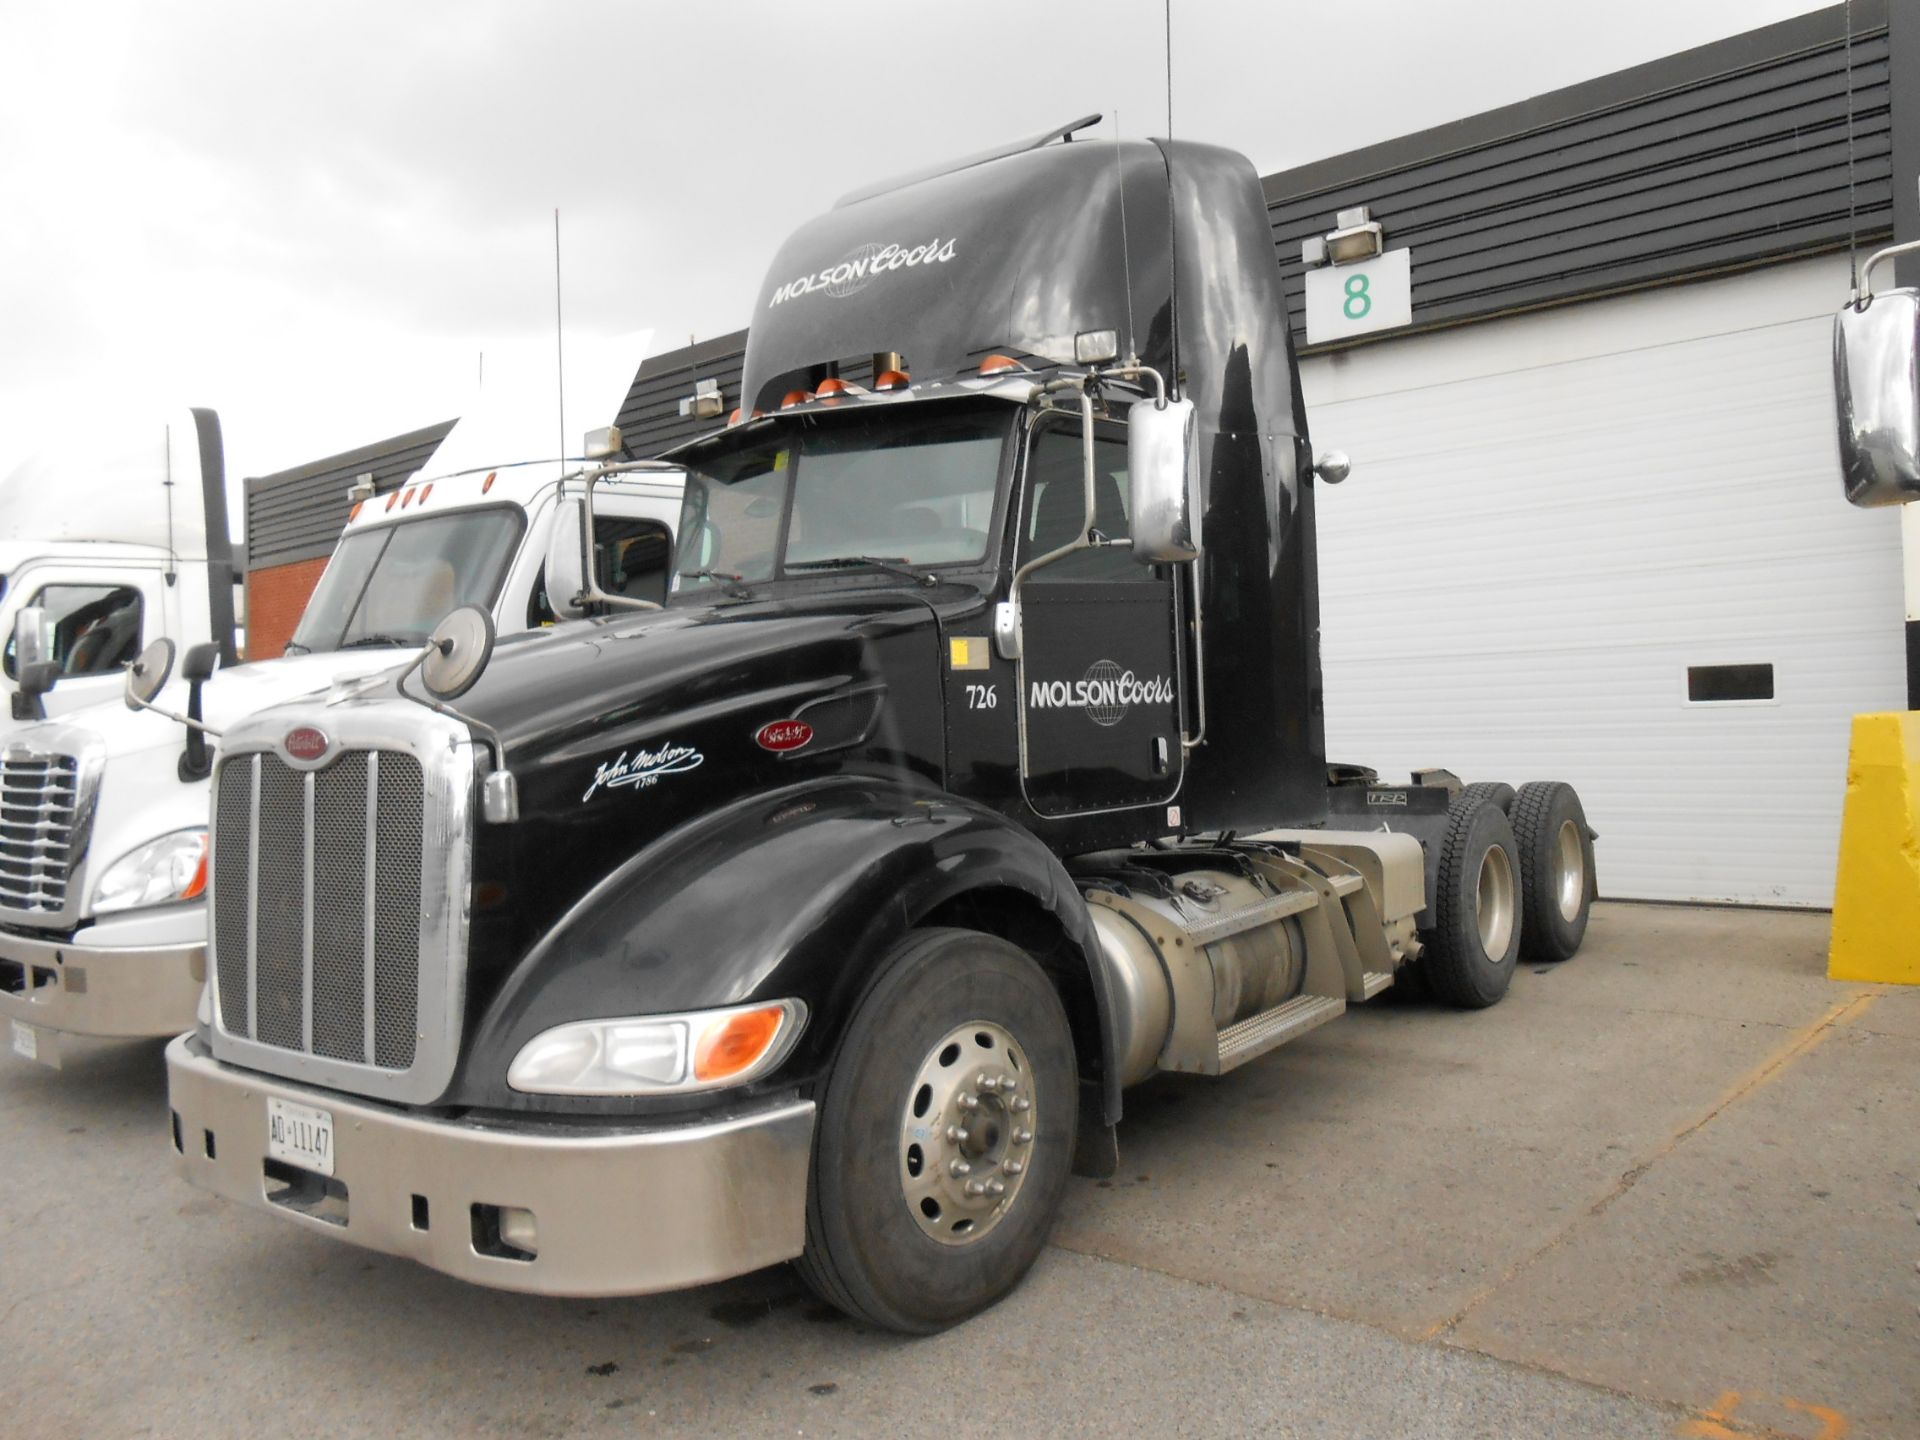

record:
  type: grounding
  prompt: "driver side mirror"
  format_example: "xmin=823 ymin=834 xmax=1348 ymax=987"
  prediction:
xmin=1834 ymin=286 xmax=1920 ymax=506
xmin=1126 ymin=398 xmax=1201 ymax=563
xmin=544 ymin=495 xmax=589 ymax=621
xmin=13 ymin=605 xmax=50 ymax=673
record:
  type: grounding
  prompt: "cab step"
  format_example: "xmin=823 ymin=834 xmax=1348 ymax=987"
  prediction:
xmin=1216 ymin=993 xmax=1346 ymax=1072
xmin=1360 ymin=970 xmax=1394 ymax=999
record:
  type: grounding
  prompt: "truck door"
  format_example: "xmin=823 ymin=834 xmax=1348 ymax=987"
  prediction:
xmin=2 ymin=565 xmax=164 ymax=718
xmin=1015 ymin=414 xmax=1184 ymax=818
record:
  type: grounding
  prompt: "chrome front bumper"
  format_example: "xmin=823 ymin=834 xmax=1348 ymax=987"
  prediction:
xmin=165 ymin=1036 xmax=816 ymax=1298
xmin=1 ymin=926 xmax=204 ymax=1062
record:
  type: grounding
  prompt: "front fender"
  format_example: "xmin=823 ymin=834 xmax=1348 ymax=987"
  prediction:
xmin=454 ymin=777 xmax=1119 ymax=1120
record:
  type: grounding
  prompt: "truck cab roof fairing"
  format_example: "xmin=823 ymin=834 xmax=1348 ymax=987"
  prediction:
xmin=742 ymin=138 xmax=1176 ymax=415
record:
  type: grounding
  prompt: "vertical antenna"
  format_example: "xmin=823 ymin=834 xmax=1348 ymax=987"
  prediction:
xmin=1844 ymin=0 xmax=1859 ymax=297
xmin=554 ymin=208 xmax=567 ymax=462
xmin=1114 ymin=109 xmax=1137 ymax=361
xmin=1164 ymin=0 xmax=1181 ymax=397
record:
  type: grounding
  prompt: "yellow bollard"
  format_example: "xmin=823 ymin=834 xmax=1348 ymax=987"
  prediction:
xmin=1829 ymin=712 xmax=1920 ymax=984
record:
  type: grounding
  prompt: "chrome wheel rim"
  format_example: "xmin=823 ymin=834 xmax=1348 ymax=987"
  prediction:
xmin=1475 ymin=844 xmax=1516 ymax=959
xmin=899 ymin=1021 xmax=1033 ymax=1246
xmin=1554 ymin=820 xmax=1585 ymax=922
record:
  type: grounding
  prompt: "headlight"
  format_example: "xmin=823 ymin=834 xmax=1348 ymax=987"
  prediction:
xmin=507 ymin=999 xmax=805 ymax=1096
xmin=91 ymin=830 xmax=209 ymax=915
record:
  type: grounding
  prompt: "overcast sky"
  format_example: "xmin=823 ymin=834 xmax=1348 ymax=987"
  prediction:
xmin=1 ymin=0 xmax=1830 ymax=501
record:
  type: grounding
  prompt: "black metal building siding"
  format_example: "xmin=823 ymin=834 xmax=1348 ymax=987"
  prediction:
xmin=1267 ymin=4 xmax=1892 ymax=351
xmin=245 ymin=420 xmax=454 ymax=570
xmin=614 ymin=329 xmax=748 ymax=458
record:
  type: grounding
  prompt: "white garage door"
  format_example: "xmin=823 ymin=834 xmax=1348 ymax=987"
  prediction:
xmin=1303 ymin=253 xmax=1906 ymax=906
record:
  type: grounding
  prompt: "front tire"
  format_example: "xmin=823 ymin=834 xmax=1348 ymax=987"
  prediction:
xmin=1421 ymin=796 xmax=1523 ymax=1009
xmin=798 ymin=927 xmax=1077 ymax=1333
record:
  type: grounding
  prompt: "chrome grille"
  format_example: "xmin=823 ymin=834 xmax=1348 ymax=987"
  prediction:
xmin=0 ymin=746 xmax=82 ymax=914
xmin=211 ymin=748 xmax=425 ymax=1071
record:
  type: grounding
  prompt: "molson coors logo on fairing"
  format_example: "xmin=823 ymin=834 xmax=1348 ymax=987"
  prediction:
xmin=768 ymin=240 xmax=960 ymax=306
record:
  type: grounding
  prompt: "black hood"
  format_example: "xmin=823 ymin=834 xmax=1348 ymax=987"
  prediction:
xmin=450 ymin=590 xmax=953 ymax=1026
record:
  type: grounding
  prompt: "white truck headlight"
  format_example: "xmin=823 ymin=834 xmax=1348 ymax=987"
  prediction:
xmin=507 ymin=999 xmax=805 ymax=1096
xmin=92 ymin=829 xmax=209 ymax=915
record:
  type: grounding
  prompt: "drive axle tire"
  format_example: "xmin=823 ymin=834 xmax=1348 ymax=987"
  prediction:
xmin=797 ymin=927 xmax=1077 ymax=1334
xmin=1510 ymin=781 xmax=1596 ymax=962
xmin=1457 ymin=781 xmax=1515 ymax=814
xmin=1421 ymin=796 xmax=1522 ymax=1009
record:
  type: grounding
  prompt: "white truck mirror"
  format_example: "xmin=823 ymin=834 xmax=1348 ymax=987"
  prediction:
xmin=544 ymin=496 xmax=589 ymax=620
xmin=1126 ymin=397 xmax=1200 ymax=563
xmin=13 ymin=605 xmax=49 ymax=671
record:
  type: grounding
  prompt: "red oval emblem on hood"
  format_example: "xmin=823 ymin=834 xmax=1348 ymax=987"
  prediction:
xmin=284 ymin=726 xmax=330 ymax=762
xmin=755 ymin=720 xmax=813 ymax=753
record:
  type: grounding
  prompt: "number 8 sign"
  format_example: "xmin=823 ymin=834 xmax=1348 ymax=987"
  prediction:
xmin=1304 ymin=248 xmax=1412 ymax=344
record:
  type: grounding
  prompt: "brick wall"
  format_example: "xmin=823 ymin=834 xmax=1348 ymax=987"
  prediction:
xmin=245 ymin=556 xmax=330 ymax=660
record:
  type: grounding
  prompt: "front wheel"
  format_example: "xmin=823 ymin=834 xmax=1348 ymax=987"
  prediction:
xmin=798 ymin=927 xmax=1077 ymax=1333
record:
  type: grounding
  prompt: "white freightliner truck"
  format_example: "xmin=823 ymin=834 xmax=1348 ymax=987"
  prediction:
xmin=1 ymin=339 xmax=682 ymax=1067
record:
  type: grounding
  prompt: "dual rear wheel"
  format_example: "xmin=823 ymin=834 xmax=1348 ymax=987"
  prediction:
xmin=1420 ymin=780 xmax=1595 ymax=1007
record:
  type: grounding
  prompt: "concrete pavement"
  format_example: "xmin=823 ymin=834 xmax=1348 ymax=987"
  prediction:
xmin=2 ymin=902 xmax=1913 ymax=1438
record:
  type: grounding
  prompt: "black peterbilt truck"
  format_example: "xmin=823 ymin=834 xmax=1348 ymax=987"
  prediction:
xmin=164 ymin=118 xmax=1596 ymax=1333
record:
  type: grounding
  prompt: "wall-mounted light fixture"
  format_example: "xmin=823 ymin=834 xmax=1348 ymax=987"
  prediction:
xmin=678 ymin=376 xmax=725 ymax=420
xmin=1323 ymin=205 xmax=1384 ymax=265
xmin=346 ymin=471 xmax=376 ymax=503
xmin=1302 ymin=206 xmax=1385 ymax=268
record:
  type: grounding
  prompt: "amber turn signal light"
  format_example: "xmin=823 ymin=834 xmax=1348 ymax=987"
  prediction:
xmin=693 ymin=1005 xmax=788 ymax=1083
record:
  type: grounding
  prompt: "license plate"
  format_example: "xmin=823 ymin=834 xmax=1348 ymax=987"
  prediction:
xmin=267 ymin=1096 xmax=335 ymax=1177
xmin=11 ymin=1019 xmax=37 ymax=1060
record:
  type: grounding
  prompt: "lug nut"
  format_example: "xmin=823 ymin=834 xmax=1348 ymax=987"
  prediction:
xmin=1004 ymin=1160 xmax=1024 ymax=1175
xmin=987 ymin=1179 xmax=1006 ymax=1196
xmin=1013 ymin=1128 xmax=1032 ymax=1145
xmin=945 ymin=1125 xmax=969 ymax=1144
xmin=1000 ymin=1078 xmax=1017 ymax=1093
xmin=1011 ymin=1097 xmax=1031 ymax=1113
xmin=958 ymin=1093 xmax=979 ymax=1111
xmin=965 ymin=1179 xmax=987 ymax=1197
xmin=977 ymin=1073 xmax=998 ymax=1091
xmin=950 ymin=1159 xmax=972 ymax=1178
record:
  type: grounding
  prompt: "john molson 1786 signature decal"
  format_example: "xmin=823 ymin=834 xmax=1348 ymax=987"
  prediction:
xmin=582 ymin=743 xmax=704 ymax=802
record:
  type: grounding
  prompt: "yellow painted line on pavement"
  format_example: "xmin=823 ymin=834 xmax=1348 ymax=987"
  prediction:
xmin=1425 ymin=990 xmax=1882 ymax=1342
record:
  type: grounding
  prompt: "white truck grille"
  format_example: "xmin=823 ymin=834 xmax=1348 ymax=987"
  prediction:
xmin=0 ymin=746 xmax=83 ymax=915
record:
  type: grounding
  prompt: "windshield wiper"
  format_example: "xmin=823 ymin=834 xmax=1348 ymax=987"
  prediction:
xmin=281 ymin=640 xmax=312 ymax=656
xmin=339 ymin=633 xmax=422 ymax=650
xmin=785 ymin=556 xmax=936 ymax=587
xmin=678 ymin=568 xmax=756 ymax=600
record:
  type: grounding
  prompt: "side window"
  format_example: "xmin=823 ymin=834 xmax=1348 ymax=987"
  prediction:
xmin=527 ymin=516 xmax=673 ymax=626
xmin=3 ymin=583 xmax=144 ymax=678
xmin=1021 ymin=423 xmax=1140 ymax=582
xmin=593 ymin=516 xmax=672 ymax=605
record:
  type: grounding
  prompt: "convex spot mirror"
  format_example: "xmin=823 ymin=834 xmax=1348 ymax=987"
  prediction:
xmin=544 ymin=495 xmax=589 ymax=620
xmin=125 ymin=636 xmax=176 ymax=708
xmin=1126 ymin=397 xmax=1201 ymax=563
xmin=422 ymin=604 xmax=496 ymax=702
xmin=1834 ymin=286 xmax=1920 ymax=506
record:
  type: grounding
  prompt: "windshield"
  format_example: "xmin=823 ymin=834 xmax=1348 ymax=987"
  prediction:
xmin=290 ymin=508 xmax=523 ymax=653
xmin=672 ymin=403 xmax=1010 ymax=593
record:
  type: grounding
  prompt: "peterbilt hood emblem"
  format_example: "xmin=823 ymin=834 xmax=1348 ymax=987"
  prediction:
xmin=755 ymin=720 xmax=813 ymax=753
xmin=283 ymin=726 xmax=331 ymax=762
xmin=768 ymin=239 xmax=959 ymax=307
